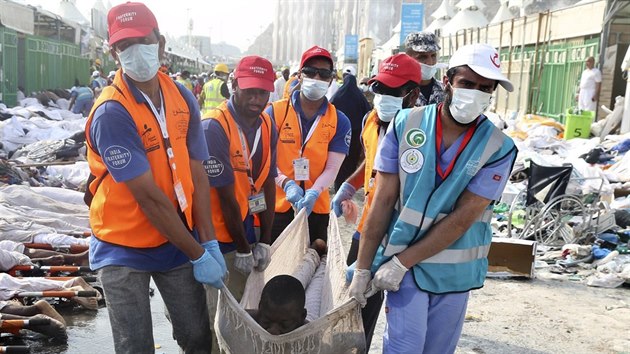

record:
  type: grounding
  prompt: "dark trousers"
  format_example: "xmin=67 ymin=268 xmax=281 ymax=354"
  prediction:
xmin=347 ymin=237 xmax=384 ymax=349
xmin=334 ymin=129 xmax=363 ymax=191
xmin=271 ymin=210 xmax=330 ymax=245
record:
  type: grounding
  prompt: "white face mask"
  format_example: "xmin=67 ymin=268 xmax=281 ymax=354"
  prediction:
xmin=420 ymin=63 xmax=438 ymax=81
xmin=448 ymin=87 xmax=493 ymax=125
xmin=301 ymin=77 xmax=329 ymax=101
xmin=118 ymin=43 xmax=160 ymax=83
xmin=359 ymin=84 xmax=368 ymax=92
xmin=374 ymin=93 xmax=403 ymax=123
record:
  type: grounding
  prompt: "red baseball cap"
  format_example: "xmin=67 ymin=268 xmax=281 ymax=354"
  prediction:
xmin=234 ymin=56 xmax=275 ymax=92
xmin=300 ymin=46 xmax=333 ymax=69
xmin=369 ymin=53 xmax=421 ymax=88
xmin=108 ymin=2 xmax=159 ymax=47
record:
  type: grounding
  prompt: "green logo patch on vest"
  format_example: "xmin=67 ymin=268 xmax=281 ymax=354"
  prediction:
xmin=405 ymin=128 xmax=426 ymax=148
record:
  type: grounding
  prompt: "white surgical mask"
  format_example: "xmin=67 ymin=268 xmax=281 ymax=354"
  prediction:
xmin=374 ymin=93 xmax=403 ymax=123
xmin=448 ymin=87 xmax=493 ymax=125
xmin=359 ymin=84 xmax=368 ymax=92
xmin=118 ymin=43 xmax=160 ymax=83
xmin=301 ymin=77 xmax=329 ymax=101
xmin=420 ymin=63 xmax=438 ymax=81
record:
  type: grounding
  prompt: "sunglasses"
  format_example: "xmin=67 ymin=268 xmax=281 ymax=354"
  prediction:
xmin=371 ymin=81 xmax=404 ymax=96
xmin=301 ymin=66 xmax=333 ymax=80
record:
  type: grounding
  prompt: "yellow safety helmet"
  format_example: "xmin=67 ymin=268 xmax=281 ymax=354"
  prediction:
xmin=214 ymin=63 xmax=229 ymax=74
xmin=95 ymin=58 xmax=102 ymax=66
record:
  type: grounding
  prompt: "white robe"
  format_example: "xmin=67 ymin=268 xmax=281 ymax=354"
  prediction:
xmin=578 ymin=68 xmax=602 ymax=111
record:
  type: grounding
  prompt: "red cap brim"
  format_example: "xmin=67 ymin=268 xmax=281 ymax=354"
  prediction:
xmin=368 ymin=72 xmax=409 ymax=88
xmin=109 ymin=26 xmax=154 ymax=46
xmin=237 ymin=77 xmax=274 ymax=92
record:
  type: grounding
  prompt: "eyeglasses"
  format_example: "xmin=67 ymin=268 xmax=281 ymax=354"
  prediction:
xmin=301 ymin=66 xmax=333 ymax=80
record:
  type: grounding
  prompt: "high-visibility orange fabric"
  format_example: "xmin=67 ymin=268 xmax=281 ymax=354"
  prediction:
xmin=272 ymin=98 xmax=339 ymax=214
xmin=203 ymin=102 xmax=272 ymax=243
xmin=85 ymin=71 xmax=194 ymax=248
xmin=357 ymin=110 xmax=379 ymax=233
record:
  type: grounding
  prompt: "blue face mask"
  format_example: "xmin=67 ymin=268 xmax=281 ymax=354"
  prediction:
xmin=118 ymin=43 xmax=160 ymax=82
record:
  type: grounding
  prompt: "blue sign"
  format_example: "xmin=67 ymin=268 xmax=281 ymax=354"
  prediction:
xmin=400 ymin=3 xmax=424 ymax=46
xmin=345 ymin=34 xmax=358 ymax=61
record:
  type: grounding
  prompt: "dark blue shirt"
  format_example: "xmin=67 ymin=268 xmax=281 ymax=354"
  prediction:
xmin=89 ymin=74 xmax=209 ymax=272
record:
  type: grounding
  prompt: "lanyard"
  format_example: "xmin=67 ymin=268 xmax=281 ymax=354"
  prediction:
xmin=296 ymin=113 xmax=322 ymax=157
xmin=435 ymin=104 xmax=476 ymax=180
xmin=236 ymin=124 xmax=262 ymax=192
xmin=140 ymin=90 xmax=180 ymax=181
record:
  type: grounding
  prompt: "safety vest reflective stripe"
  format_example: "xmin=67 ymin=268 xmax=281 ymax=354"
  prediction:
xmin=421 ymin=244 xmax=491 ymax=264
xmin=203 ymin=79 xmax=224 ymax=112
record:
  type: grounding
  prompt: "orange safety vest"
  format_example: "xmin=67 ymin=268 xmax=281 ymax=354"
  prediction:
xmin=357 ymin=110 xmax=380 ymax=233
xmin=282 ymin=76 xmax=298 ymax=100
xmin=203 ymin=102 xmax=272 ymax=243
xmin=85 ymin=71 xmax=195 ymax=248
xmin=272 ymin=98 xmax=339 ymax=214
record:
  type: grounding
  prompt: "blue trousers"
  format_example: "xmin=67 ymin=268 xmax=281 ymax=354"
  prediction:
xmin=383 ymin=272 xmax=469 ymax=354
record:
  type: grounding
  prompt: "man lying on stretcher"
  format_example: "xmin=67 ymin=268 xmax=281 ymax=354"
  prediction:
xmin=247 ymin=275 xmax=308 ymax=335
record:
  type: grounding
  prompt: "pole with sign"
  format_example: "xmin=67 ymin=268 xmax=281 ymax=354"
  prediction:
xmin=400 ymin=3 xmax=424 ymax=47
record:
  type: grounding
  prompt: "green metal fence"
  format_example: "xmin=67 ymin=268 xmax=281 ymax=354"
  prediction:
xmin=24 ymin=36 xmax=90 ymax=94
xmin=531 ymin=39 xmax=599 ymax=121
xmin=0 ymin=27 xmax=18 ymax=107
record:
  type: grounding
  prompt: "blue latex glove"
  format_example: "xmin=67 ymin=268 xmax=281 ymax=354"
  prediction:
xmin=295 ymin=189 xmax=320 ymax=216
xmin=190 ymin=250 xmax=223 ymax=288
xmin=331 ymin=182 xmax=356 ymax=217
xmin=283 ymin=180 xmax=304 ymax=205
xmin=201 ymin=240 xmax=227 ymax=276
xmin=346 ymin=261 xmax=357 ymax=283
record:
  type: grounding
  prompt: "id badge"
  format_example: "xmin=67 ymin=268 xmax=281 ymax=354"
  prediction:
xmin=293 ymin=158 xmax=310 ymax=181
xmin=173 ymin=180 xmax=189 ymax=211
xmin=248 ymin=192 xmax=267 ymax=214
xmin=368 ymin=177 xmax=375 ymax=189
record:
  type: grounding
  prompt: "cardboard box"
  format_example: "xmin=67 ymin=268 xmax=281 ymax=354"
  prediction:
xmin=487 ymin=238 xmax=537 ymax=278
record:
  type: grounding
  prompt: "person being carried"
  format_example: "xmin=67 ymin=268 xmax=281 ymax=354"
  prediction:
xmin=248 ymin=274 xmax=307 ymax=335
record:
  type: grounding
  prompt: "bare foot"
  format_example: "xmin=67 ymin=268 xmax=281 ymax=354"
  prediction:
xmin=34 ymin=300 xmax=66 ymax=325
xmin=67 ymin=278 xmax=101 ymax=310
xmin=28 ymin=314 xmax=68 ymax=342
xmin=64 ymin=249 xmax=89 ymax=266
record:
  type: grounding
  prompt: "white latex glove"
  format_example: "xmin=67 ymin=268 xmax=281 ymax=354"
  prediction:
xmin=234 ymin=251 xmax=255 ymax=275
xmin=348 ymin=268 xmax=372 ymax=307
xmin=372 ymin=256 xmax=409 ymax=292
xmin=253 ymin=243 xmax=271 ymax=271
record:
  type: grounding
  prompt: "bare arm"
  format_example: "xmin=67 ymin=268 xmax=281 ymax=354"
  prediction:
xmin=594 ymin=82 xmax=601 ymax=101
xmin=125 ymin=170 xmax=204 ymax=260
xmin=396 ymin=190 xmax=492 ymax=268
xmin=215 ymin=184 xmax=251 ymax=253
xmin=356 ymin=171 xmax=400 ymax=269
xmin=345 ymin=160 xmax=366 ymax=190
xmin=190 ymin=159 xmax=216 ymax=243
xmin=258 ymin=175 xmax=276 ymax=244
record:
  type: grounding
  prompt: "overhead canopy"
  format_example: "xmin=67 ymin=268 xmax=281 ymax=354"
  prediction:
xmin=441 ymin=0 xmax=489 ymax=35
xmin=0 ymin=0 xmax=34 ymax=34
xmin=491 ymin=1 xmax=514 ymax=24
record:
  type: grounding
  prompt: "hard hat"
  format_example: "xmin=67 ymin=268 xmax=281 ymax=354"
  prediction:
xmin=95 ymin=58 xmax=102 ymax=66
xmin=214 ymin=63 xmax=229 ymax=74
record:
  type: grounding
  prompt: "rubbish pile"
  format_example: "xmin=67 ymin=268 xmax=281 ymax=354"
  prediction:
xmin=492 ymin=111 xmax=630 ymax=288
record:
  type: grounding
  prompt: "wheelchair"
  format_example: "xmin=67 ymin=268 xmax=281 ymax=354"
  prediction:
xmin=506 ymin=161 xmax=605 ymax=247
